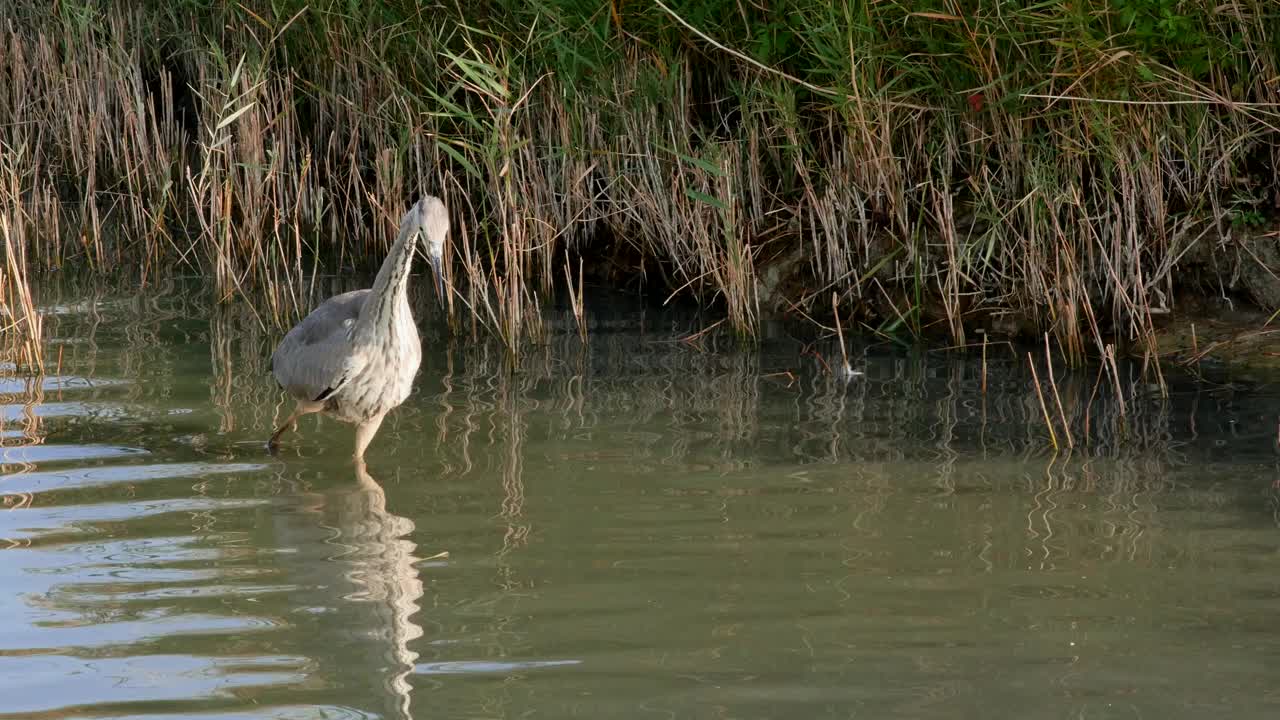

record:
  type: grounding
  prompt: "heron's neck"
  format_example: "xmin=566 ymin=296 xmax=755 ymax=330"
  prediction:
xmin=355 ymin=219 xmax=419 ymax=337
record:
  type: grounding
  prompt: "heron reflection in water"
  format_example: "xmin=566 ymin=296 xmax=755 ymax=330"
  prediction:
xmin=332 ymin=463 xmax=426 ymax=719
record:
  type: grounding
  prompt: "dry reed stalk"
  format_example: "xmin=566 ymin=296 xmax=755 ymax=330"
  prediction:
xmin=1 ymin=215 xmax=43 ymax=372
xmin=832 ymin=292 xmax=851 ymax=378
xmin=1105 ymin=344 xmax=1127 ymax=418
xmin=564 ymin=251 xmax=586 ymax=342
xmin=980 ymin=331 xmax=988 ymax=395
xmin=1044 ymin=333 xmax=1074 ymax=449
xmin=1027 ymin=352 xmax=1059 ymax=452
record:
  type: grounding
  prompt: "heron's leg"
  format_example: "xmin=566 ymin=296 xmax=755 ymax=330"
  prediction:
xmin=268 ymin=414 xmax=300 ymax=447
xmin=269 ymin=401 xmax=322 ymax=448
xmin=353 ymin=412 xmax=387 ymax=460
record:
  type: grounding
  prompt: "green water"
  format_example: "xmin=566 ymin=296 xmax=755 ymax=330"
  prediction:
xmin=2 ymin=280 xmax=1279 ymax=719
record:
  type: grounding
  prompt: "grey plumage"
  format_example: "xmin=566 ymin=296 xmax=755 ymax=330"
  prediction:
xmin=268 ymin=195 xmax=449 ymax=459
xmin=270 ymin=289 xmax=367 ymax=401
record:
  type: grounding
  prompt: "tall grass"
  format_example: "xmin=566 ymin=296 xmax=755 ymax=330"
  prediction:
xmin=1 ymin=0 xmax=1276 ymax=363
xmin=1 ymin=215 xmax=43 ymax=372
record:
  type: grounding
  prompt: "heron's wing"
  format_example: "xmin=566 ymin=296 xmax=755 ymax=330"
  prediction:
xmin=270 ymin=290 xmax=372 ymax=402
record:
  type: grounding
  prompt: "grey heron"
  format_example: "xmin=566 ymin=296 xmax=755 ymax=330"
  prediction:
xmin=268 ymin=195 xmax=448 ymax=459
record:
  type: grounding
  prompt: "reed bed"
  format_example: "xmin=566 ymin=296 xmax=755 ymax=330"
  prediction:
xmin=1 ymin=1 xmax=1276 ymax=364
xmin=1 ymin=216 xmax=43 ymax=372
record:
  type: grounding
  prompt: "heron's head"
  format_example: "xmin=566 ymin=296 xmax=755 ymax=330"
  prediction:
xmin=411 ymin=195 xmax=449 ymax=300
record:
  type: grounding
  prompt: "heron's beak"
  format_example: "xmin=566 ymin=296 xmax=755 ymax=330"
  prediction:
xmin=426 ymin=251 xmax=445 ymax=301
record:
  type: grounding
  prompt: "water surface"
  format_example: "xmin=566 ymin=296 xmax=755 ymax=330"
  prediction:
xmin=2 ymin=279 xmax=1279 ymax=719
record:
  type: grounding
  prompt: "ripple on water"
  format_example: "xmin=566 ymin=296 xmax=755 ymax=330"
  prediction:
xmin=70 ymin=582 xmax=301 ymax=603
xmin=87 ymin=707 xmax=381 ymax=720
xmin=0 ymin=611 xmax=284 ymax=654
xmin=0 ymin=497 xmax=264 ymax=543
xmin=415 ymin=659 xmax=582 ymax=675
xmin=0 ymin=375 xmax=130 ymax=394
xmin=0 ymin=443 xmax=149 ymax=465
xmin=0 ymin=461 xmax=267 ymax=495
xmin=0 ymin=534 xmax=275 ymax=621
xmin=0 ymin=654 xmax=308 ymax=716
xmin=1 ymin=401 xmax=132 ymax=422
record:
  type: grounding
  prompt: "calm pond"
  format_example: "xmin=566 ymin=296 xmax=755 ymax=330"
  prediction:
xmin=2 ymin=278 xmax=1278 ymax=719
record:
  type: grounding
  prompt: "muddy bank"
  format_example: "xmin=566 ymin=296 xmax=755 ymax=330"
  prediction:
xmin=746 ymin=218 xmax=1280 ymax=369
xmin=1149 ymin=308 xmax=1280 ymax=375
xmin=1144 ymin=221 xmax=1280 ymax=373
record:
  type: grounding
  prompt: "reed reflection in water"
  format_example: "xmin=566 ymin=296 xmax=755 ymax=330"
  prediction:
xmin=0 ymin=277 xmax=1278 ymax=718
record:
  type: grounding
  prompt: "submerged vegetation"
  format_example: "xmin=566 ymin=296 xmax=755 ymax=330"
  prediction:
xmin=1 ymin=0 xmax=1277 ymax=365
